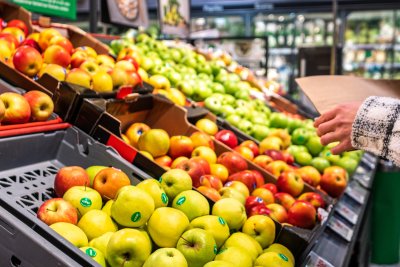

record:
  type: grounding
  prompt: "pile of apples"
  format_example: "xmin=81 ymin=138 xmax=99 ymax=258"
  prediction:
xmin=37 ymin=165 xmax=296 ymax=267
xmin=0 ymin=90 xmax=54 ymax=124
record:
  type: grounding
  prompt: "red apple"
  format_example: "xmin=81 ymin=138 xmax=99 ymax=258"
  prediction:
xmin=93 ymin=167 xmax=131 ymax=200
xmin=0 ymin=92 xmax=31 ymax=124
xmin=23 ymin=90 xmax=54 ymax=121
xmin=320 ymin=172 xmax=347 ymax=198
xmin=49 ymin=35 xmax=73 ymax=54
xmin=267 ymin=203 xmax=288 ymax=223
xmin=264 ymin=149 xmax=285 ymax=161
xmin=227 ymin=170 xmax=257 ymax=193
xmin=245 ymin=196 xmax=265 ymax=214
xmin=19 ymin=38 xmax=41 ymax=53
xmin=190 ymin=131 xmax=214 ymax=149
xmin=265 ymin=160 xmax=290 ymax=178
xmin=287 ymin=200 xmax=317 ymax=229
xmin=253 ymin=155 xmax=274 ymax=170
xmin=43 ymin=45 xmax=71 ymax=68
xmin=154 ymin=155 xmax=173 ymax=168
xmin=171 ymin=156 xmax=189 ymax=169
xmin=251 ymin=170 xmax=265 ymax=188
xmin=124 ymin=122 xmax=151 ymax=148
xmin=261 ymin=183 xmax=278 ymax=194
xmin=234 ymin=146 xmax=254 ymax=161
xmin=2 ymin=27 xmax=25 ymax=44
xmin=0 ymin=32 xmax=18 ymax=50
xmin=122 ymin=55 xmax=139 ymax=70
xmin=281 ymin=151 xmax=295 ymax=165
xmin=276 ymin=171 xmax=304 ymax=197
xmin=251 ymin=187 xmax=274 ymax=205
xmin=323 ymin=166 xmax=348 ymax=181
xmin=199 ymin=174 xmax=223 ymax=190
xmin=217 ymin=152 xmax=248 ymax=175
xmin=7 ymin=19 xmax=29 ymax=37
xmin=54 ymin=166 xmax=90 ymax=197
xmin=249 ymin=205 xmax=271 ymax=217
xmin=240 ymin=140 xmax=259 ymax=157
xmin=274 ymin=192 xmax=296 ymax=210
xmin=13 ymin=45 xmax=43 ymax=77
xmin=168 ymin=135 xmax=194 ymax=159
xmin=297 ymin=166 xmax=321 ymax=187
xmin=37 ymin=198 xmax=78 ymax=225
xmin=214 ymin=130 xmax=238 ymax=149
xmin=197 ymin=186 xmax=221 ymax=202
xmin=298 ymin=192 xmax=326 ymax=209
xmin=126 ymin=70 xmax=142 ymax=87
xmin=176 ymin=158 xmax=206 ymax=187
xmin=70 ymin=50 xmax=89 ymax=69
xmin=190 ymin=157 xmax=211 ymax=174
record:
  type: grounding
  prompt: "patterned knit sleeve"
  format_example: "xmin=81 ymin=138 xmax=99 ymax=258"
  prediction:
xmin=351 ymin=96 xmax=400 ymax=166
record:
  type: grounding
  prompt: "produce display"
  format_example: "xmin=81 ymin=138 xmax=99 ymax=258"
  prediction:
xmin=37 ymin=165 xmax=295 ymax=267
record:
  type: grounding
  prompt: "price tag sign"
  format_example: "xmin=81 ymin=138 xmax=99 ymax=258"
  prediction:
xmin=345 ymin=182 xmax=368 ymax=204
xmin=328 ymin=216 xmax=354 ymax=242
xmin=354 ymin=173 xmax=371 ymax=188
xmin=336 ymin=202 xmax=358 ymax=225
xmin=305 ymin=251 xmax=335 ymax=267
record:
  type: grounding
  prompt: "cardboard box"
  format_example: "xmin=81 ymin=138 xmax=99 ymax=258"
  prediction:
xmin=0 ymin=1 xmax=33 ymax=33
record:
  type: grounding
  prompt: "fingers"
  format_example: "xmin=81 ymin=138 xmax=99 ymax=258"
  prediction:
xmin=331 ymin=139 xmax=354 ymax=155
xmin=320 ymin=131 xmax=342 ymax=146
xmin=314 ymin=108 xmax=337 ymax=127
xmin=316 ymin=120 xmax=336 ymax=137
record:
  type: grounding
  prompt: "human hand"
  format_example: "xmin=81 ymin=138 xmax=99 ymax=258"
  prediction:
xmin=314 ymin=102 xmax=362 ymax=155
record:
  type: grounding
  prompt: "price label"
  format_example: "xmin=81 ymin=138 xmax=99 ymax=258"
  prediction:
xmin=354 ymin=173 xmax=371 ymax=188
xmin=336 ymin=202 xmax=358 ymax=225
xmin=327 ymin=216 xmax=354 ymax=242
xmin=305 ymin=251 xmax=335 ymax=267
xmin=345 ymin=182 xmax=367 ymax=204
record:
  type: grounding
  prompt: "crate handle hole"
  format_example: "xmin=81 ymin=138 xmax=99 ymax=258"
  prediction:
xmin=40 ymin=182 xmax=46 ymax=185
xmin=10 ymin=255 xmax=21 ymax=266
xmin=6 ymin=191 xmax=12 ymax=195
xmin=24 ymin=187 xmax=29 ymax=190
xmin=32 ymin=184 xmax=38 ymax=188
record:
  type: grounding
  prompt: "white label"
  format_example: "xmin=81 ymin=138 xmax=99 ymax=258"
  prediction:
xmin=305 ymin=251 xmax=335 ymax=267
xmin=327 ymin=216 xmax=354 ymax=242
xmin=336 ymin=202 xmax=358 ymax=225
xmin=345 ymin=182 xmax=367 ymax=204
xmin=354 ymin=173 xmax=371 ymax=188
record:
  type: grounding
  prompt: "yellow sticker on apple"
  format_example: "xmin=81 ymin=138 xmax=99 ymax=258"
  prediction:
xmin=176 ymin=196 xmax=186 ymax=206
xmin=80 ymin=198 xmax=92 ymax=208
xmin=279 ymin=253 xmax=289 ymax=262
xmin=86 ymin=248 xmax=97 ymax=257
xmin=161 ymin=193 xmax=168 ymax=204
xmin=131 ymin=212 xmax=141 ymax=222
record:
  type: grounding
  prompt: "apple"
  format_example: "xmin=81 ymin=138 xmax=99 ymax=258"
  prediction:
xmin=79 ymin=247 xmax=106 ymax=267
xmin=155 ymin=155 xmax=173 ymax=168
xmin=210 ymin=163 xmax=229 ymax=183
xmin=49 ymin=35 xmax=73 ymax=54
xmin=199 ymin=175 xmax=223 ymax=190
xmin=293 ymin=151 xmax=313 ymax=166
xmin=2 ymin=27 xmax=25 ymax=44
xmin=38 ymin=28 xmax=62 ymax=51
xmin=190 ymin=215 xmax=230 ymax=248
xmin=177 ymin=229 xmax=217 ymax=267
xmin=23 ymin=90 xmax=54 ymax=122
xmin=251 ymin=187 xmax=274 ymax=205
xmin=91 ymin=71 xmax=113 ymax=92
xmin=37 ymin=198 xmax=78 ymax=225
xmin=239 ymin=140 xmax=259 ymax=156
xmin=93 ymin=167 xmax=131 ymax=200
xmin=287 ymin=200 xmax=316 ymax=229
xmin=143 ymin=248 xmax=188 ymax=267
xmin=101 ymin=200 xmax=113 ymax=216
xmin=212 ymin=198 xmax=247 ymax=231
xmin=214 ymin=130 xmax=238 ymax=149
xmin=0 ymin=39 xmax=12 ymax=62
xmin=223 ymin=232 xmax=263 ymax=261
xmin=218 ymin=187 xmax=245 ymax=204
xmin=80 ymin=60 xmax=99 ymax=75
xmin=267 ymin=203 xmax=288 ymax=223
xmin=136 ymin=179 xmax=169 ymax=208
xmin=224 ymin=180 xmax=250 ymax=197
xmin=217 ymin=152 xmax=248 ymax=175
xmin=75 ymin=46 xmax=98 ymax=58
xmin=111 ymin=185 xmax=154 ymax=227
xmin=234 ymin=146 xmax=254 ymax=161
xmin=276 ymin=171 xmax=304 ymax=197
xmin=242 ymin=215 xmax=276 ymax=248
xmin=214 ymin=246 xmax=252 ymax=267
xmin=77 ymin=210 xmax=117 ymax=241
xmin=305 ymin=135 xmax=324 ymax=156
xmin=148 ymin=207 xmax=190 ymax=247
xmin=148 ymin=74 xmax=171 ymax=90
xmin=310 ymin=157 xmax=331 ymax=173
xmin=65 ymin=68 xmax=92 ymax=88
xmin=171 ymin=156 xmax=189 ymax=169
xmin=198 ymin=186 xmax=221 ymax=202
xmin=265 ymin=161 xmax=290 ymax=178
xmin=190 ymin=131 xmax=214 ymax=149
xmin=88 ymin=231 xmax=114 ymax=256
xmin=336 ymin=156 xmax=358 ymax=175
xmin=252 ymin=125 xmax=271 ymax=141
xmin=253 ymin=155 xmax=274 ymax=170
xmin=12 ymin=45 xmax=43 ymax=77
xmin=255 ymin=251 xmax=292 ymax=267
xmin=204 ymin=96 xmax=223 ymax=115
xmin=263 ymin=149 xmax=285 ymax=161
xmin=50 ymin=222 xmax=88 ymax=247
xmin=0 ymin=92 xmax=31 ymax=124
xmin=297 ymin=166 xmax=321 ymax=187
xmin=203 ymin=261 xmax=234 ymax=267
xmin=291 ymin=128 xmax=310 ymax=145
xmin=160 ymin=169 xmax=193 ymax=200
xmin=70 ymin=50 xmax=89 ymax=68
xmin=138 ymin=129 xmax=170 ymax=158
xmin=63 ymin=186 xmax=102 ymax=217
xmin=109 ymin=68 xmax=129 ymax=89
xmin=268 ymin=129 xmax=291 ymax=149
xmin=43 ymin=45 xmax=71 ymax=68
xmin=0 ymin=32 xmax=18 ymax=50
xmin=124 ymin=122 xmax=150 ymax=148
xmin=7 ymin=19 xmax=29 ymax=36
xmin=85 ymin=165 xmax=107 ymax=187
xmin=323 ymin=166 xmax=348 ymax=180
xmin=261 ymin=183 xmax=278 ymax=195
xmin=264 ymin=243 xmax=295 ymax=265
xmin=259 ymin=137 xmax=283 ymax=153
xmin=298 ymin=192 xmax=325 ymax=209
xmin=54 ymin=166 xmax=90 ymax=197
xmin=176 ymin=159 xmax=206 ymax=188
xmin=172 ymin=190 xmax=210 ymax=221
xmin=38 ymin=63 xmax=67 ymax=81
xmin=281 ymin=151 xmax=295 ymax=165
xmin=320 ymin=172 xmax=347 ymax=198
xmin=169 ymin=136 xmax=194 ymax=159
xmin=192 ymin=146 xmax=217 ymax=164
xmin=227 ymin=171 xmax=257 ymax=193
xmin=196 ymin=118 xmax=218 ymax=136
xmin=0 ymin=99 xmax=5 ymax=122
xmin=106 ymin=228 xmax=151 ymax=267
xmin=190 ymin=157 xmax=211 ymax=174
xmin=274 ymin=193 xmax=296 ymax=211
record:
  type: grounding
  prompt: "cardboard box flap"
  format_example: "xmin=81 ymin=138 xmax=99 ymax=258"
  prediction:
xmin=296 ymin=75 xmax=400 ymax=114
xmin=0 ymin=2 xmax=33 ymax=33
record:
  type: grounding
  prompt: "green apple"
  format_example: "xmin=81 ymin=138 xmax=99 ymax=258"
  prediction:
xmin=294 ymin=151 xmax=313 ymax=166
xmin=342 ymin=151 xmax=362 ymax=161
xmin=237 ymin=119 xmax=253 ymax=135
xmin=263 ymin=243 xmax=295 ymax=266
xmin=211 ymin=198 xmax=247 ymax=232
xmin=291 ymin=128 xmax=310 ymax=145
xmin=192 ymin=86 xmax=213 ymax=102
xmin=255 ymin=251 xmax=293 ymax=267
xmin=228 ymin=73 xmax=240 ymax=82
xmin=78 ymin=210 xmax=117 ymax=241
xmin=177 ymin=229 xmax=217 ymax=267
xmin=86 ymin=166 xmax=107 ymax=186
xmin=320 ymin=149 xmax=341 ymax=165
xmin=137 ymin=179 xmax=169 ymax=208
xmin=211 ymin=83 xmax=225 ymax=94
xmin=160 ymin=169 xmax=193 ymax=201
xmin=221 ymin=95 xmax=235 ymax=105
xmin=106 ymin=228 xmax=152 ymax=267
xmin=223 ymin=80 xmax=237 ymax=95
xmin=287 ymin=145 xmax=308 ymax=155
xmin=63 ymin=186 xmax=102 ymax=218
xmin=235 ymin=90 xmax=250 ymax=100
xmin=305 ymin=135 xmax=324 ymax=156
xmin=143 ymin=248 xmax=188 ymax=267
xmin=111 ymin=186 xmax=155 ymax=228
xmin=177 ymin=81 xmax=194 ymax=97
xmin=287 ymin=118 xmax=303 ymax=133
xmin=336 ymin=156 xmax=358 ymax=175
xmin=223 ymin=232 xmax=262 ymax=261
xmin=80 ymin=246 xmax=106 ymax=267
xmin=190 ymin=215 xmax=230 ymax=248
xmin=102 ymin=200 xmax=113 ymax=217
xmin=215 ymin=246 xmax=252 ymax=267
xmin=252 ymin=124 xmax=270 ymax=141
xmin=203 ymin=261 xmax=235 ymax=267
xmin=89 ymin=232 xmax=114 ymax=256
xmin=225 ymin=114 xmax=241 ymax=128
xmin=310 ymin=157 xmax=331 ymax=173
xmin=269 ymin=113 xmax=289 ymax=128
xmin=50 ymin=222 xmax=88 ymax=247
xmin=205 ymin=96 xmax=223 ymax=115
xmin=147 ymin=207 xmax=190 ymax=248
xmin=215 ymin=72 xmax=228 ymax=84
xmin=242 ymin=215 xmax=276 ymax=249
xmin=220 ymin=105 xmax=235 ymax=118
xmin=166 ymin=71 xmax=182 ymax=86
xmin=219 ymin=187 xmax=246 ymax=205
xmin=234 ymin=107 xmax=250 ymax=118
xmin=172 ymin=190 xmax=210 ymax=221
xmin=250 ymin=113 xmax=269 ymax=125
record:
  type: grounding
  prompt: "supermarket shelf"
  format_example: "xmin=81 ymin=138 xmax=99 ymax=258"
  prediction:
xmin=343 ymin=62 xmax=392 ymax=70
xmin=344 ymin=43 xmax=393 ymax=50
xmin=269 ymin=47 xmax=298 ymax=55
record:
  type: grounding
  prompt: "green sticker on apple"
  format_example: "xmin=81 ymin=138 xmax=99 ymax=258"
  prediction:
xmin=80 ymin=198 xmax=92 ymax=207
xmin=214 ymin=244 xmax=218 ymax=254
xmin=86 ymin=248 xmax=97 ymax=257
xmin=216 ymin=248 xmax=226 ymax=255
xmin=176 ymin=196 xmax=186 ymax=206
xmin=131 ymin=212 xmax=141 ymax=222
xmin=279 ymin=253 xmax=289 ymax=262
xmin=159 ymin=177 xmax=162 ymax=182
xmin=161 ymin=193 xmax=168 ymax=204
xmin=218 ymin=217 xmax=225 ymax=225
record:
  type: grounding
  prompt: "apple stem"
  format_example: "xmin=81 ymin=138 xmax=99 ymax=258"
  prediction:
xmin=46 ymin=208 xmax=55 ymax=212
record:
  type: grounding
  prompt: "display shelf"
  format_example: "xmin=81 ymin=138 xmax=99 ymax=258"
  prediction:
xmin=269 ymin=47 xmax=299 ymax=55
xmin=343 ymin=43 xmax=393 ymax=50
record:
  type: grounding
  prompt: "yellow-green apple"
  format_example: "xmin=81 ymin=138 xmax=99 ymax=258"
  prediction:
xmin=253 ymin=155 xmax=274 ymax=170
xmin=255 ymin=251 xmax=293 ymax=267
xmin=7 ymin=19 xmax=29 ymax=36
xmin=159 ymin=169 xmax=192 ymax=200
xmin=65 ymin=68 xmax=92 ymax=88
xmin=263 ymin=243 xmax=295 ymax=265
xmin=96 ymin=54 xmax=115 ymax=68
xmin=148 ymin=74 xmax=171 ymax=90
xmin=175 ymin=159 xmax=206 ymax=188
xmin=154 ymin=155 xmax=172 ymax=168
xmin=0 ymin=32 xmax=18 ymax=50
xmin=297 ymin=166 xmax=321 ymax=187
xmin=171 ymin=156 xmax=189 ymax=169
xmin=214 ymin=130 xmax=238 ymax=149
xmin=147 ymin=207 xmax=190 ymax=247
xmin=49 ymin=222 xmax=88 ymax=247
xmin=298 ymin=192 xmax=325 ymax=209
xmin=114 ymin=60 xmax=136 ymax=72
xmin=38 ymin=28 xmax=61 ymax=51
xmin=219 ymin=187 xmax=245 ymax=204
xmin=240 ymin=140 xmax=259 ymax=157
xmin=43 ymin=45 xmax=71 ymax=68
xmin=125 ymin=122 xmax=151 ymax=148
xmin=234 ymin=146 xmax=255 ymax=161
xmin=203 ymin=261 xmax=235 ymax=267
xmin=136 ymin=179 xmax=169 ymax=208
xmin=101 ymin=200 xmax=113 ymax=216
xmin=26 ymin=32 xmax=40 ymax=42
xmin=320 ymin=172 xmax=347 ymax=198
xmin=49 ymin=35 xmax=73 ymax=54
xmin=242 ymin=215 xmax=276 ymax=249
xmin=274 ymin=193 xmax=295 ymax=211
xmin=0 ymin=39 xmax=11 ymax=62
xmin=2 ymin=27 xmax=25 ymax=44
xmin=74 ymin=46 xmax=97 ymax=58
xmin=323 ymin=166 xmax=348 ymax=181
xmin=224 ymin=181 xmax=249 ymax=197
xmin=54 ymin=166 xmax=90 ymax=197
xmin=192 ymin=146 xmax=217 ymax=164
xmin=169 ymin=135 xmax=194 ymax=159
xmin=143 ymin=248 xmax=188 ymax=267
xmin=91 ymin=71 xmax=113 ymax=92
xmin=79 ymin=247 xmax=106 ymax=267
xmin=276 ymin=171 xmax=304 ymax=197
xmin=177 ymin=229 xmax=217 ymax=267
xmin=268 ymin=129 xmax=291 ymax=149
xmin=85 ymin=165 xmax=107 ymax=186
xmin=265 ymin=160 xmax=290 ymax=177
xmin=140 ymin=150 xmax=153 ymax=160
xmin=190 ymin=215 xmax=230 ymax=248
xmin=80 ymin=60 xmax=99 ymax=76
xmin=267 ymin=203 xmax=288 ymax=223
xmin=70 ymin=50 xmax=89 ymax=68
xmin=172 ymin=190 xmax=210 ymax=221
xmin=190 ymin=157 xmax=211 ymax=174
xmin=210 ymin=163 xmax=229 ymax=183
xmin=195 ymin=118 xmax=218 ymax=136
xmin=93 ymin=167 xmax=131 ymax=200
xmin=39 ymin=63 xmax=67 ymax=81
xmin=106 ymin=228 xmax=152 ymax=267
xmin=37 ymin=198 xmax=78 ymax=225
xmin=227 ymin=170 xmax=257 ymax=193
xmin=111 ymin=185 xmax=154 ymax=227
xmin=222 ymin=232 xmax=263 ymax=261
xmin=12 ymin=45 xmax=43 ymax=76
xmin=63 ymin=186 xmax=102 ymax=217
xmin=217 ymin=152 xmax=248 ymax=175
xmin=214 ymin=246 xmax=252 ymax=267
xmin=251 ymin=187 xmax=274 ymax=205
xmin=190 ymin=131 xmax=214 ymax=149
xmin=88 ymin=228 xmax=114 ymax=255
xmin=138 ymin=129 xmax=170 ymax=157
xmin=287 ymin=200 xmax=316 ymax=229
xmin=261 ymin=183 xmax=278 ymax=194
xmin=23 ymin=90 xmax=54 ymax=121
xmin=78 ymin=210 xmax=117 ymax=240
xmin=199 ymin=175 xmax=223 ymax=191
xmin=212 ymin=198 xmax=246 ymax=232
xmin=0 ymin=92 xmax=31 ymax=124
xmin=259 ymin=136 xmax=283 ymax=154
xmin=198 ymin=186 xmax=221 ymax=202
xmin=137 ymin=68 xmax=149 ymax=82
xmin=109 ymin=67 xmax=129 ymax=89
